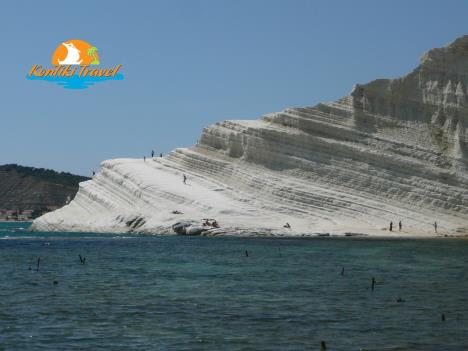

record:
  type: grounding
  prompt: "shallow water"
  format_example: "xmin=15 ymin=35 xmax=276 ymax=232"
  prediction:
xmin=1 ymin=222 xmax=467 ymax=350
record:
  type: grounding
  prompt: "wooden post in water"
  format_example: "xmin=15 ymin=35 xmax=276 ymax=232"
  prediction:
xmin=442 ymin=313 xmax=446 ymax=321
xmin=245 ymin=250 xmax=249 ymax=257
xmin=371 ymin=277 xmax=376 ymax=291
xmin=320 ymin=340 xmax=327 ymax=350
xmin=341 ymin=267 xmax=345 ymax=276
xmin=79 ymin=254 xmax=86 ymax=264
xmin=36 ymin=257 xmax=40 ymax=272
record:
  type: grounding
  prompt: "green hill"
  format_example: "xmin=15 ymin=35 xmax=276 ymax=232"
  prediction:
xmin=0 ymin=164 xmax=89 ymax=219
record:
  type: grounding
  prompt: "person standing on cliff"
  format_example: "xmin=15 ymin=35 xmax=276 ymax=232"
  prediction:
xmin=399 ymin=221 xmax=402 ymax=231
xmin=183 ymin=174 xmax=187 ymax=184
xmin=434 ymin=221 xmax=438 ymax=233
xmin=389 ymin=221 xmax=393 ymax=232
xmin=151 ymin=150 xmax=154 ymax=158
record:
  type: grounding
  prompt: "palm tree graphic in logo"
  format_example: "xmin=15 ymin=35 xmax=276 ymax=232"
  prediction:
xmin=87 ymin=46 xmax=100 ymax=65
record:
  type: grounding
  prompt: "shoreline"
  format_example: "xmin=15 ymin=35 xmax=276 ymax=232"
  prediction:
xmin=24 ymin=224 xmax=468 ymax=239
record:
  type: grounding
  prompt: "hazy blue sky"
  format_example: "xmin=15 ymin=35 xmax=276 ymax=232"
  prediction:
xmin=1 ymin=0 xmax=467 ymax=175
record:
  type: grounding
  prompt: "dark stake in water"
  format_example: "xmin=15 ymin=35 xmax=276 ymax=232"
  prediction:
xmin=0 ymin=222 xmax=467 ymax=350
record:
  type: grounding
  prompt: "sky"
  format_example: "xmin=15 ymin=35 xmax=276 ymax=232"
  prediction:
xmin=0 ymin=0 xmax=467 ymax=176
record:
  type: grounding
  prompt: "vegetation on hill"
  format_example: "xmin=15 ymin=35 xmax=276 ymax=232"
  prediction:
xmin=0 ymin=164 xmax=88 ymax=186
xmin=0 ymin=164 xmax=90 ymax=217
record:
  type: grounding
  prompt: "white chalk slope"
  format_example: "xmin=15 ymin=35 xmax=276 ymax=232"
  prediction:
xmin=33 ymin=36 xmax=468 ymax=236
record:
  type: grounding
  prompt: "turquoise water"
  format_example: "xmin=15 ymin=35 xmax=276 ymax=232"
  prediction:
xmin=1 ymin=222 xmax=467 ymax=350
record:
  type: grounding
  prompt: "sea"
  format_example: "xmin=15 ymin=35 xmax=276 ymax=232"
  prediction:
xmin=0 ymin=221 xmax=467 ymax=350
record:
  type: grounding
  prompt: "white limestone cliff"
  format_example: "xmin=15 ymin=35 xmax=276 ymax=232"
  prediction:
xmin=32 ymin=36 xmax=468 ymax=237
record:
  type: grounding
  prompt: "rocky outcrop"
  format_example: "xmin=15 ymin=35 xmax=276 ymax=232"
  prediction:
xmin=32 ymin=36 xmax=468 ymax=236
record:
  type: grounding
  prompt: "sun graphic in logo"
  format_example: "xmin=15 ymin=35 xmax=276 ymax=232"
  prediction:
xmin=51 ymin=39 xmax=100 ymax=66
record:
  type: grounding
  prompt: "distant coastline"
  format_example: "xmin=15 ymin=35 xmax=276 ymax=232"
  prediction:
xmin=0 ymin=163 xmax=87 ymax=223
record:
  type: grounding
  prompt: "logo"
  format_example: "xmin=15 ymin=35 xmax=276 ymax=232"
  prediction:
xmin=27 ymin=39 xmax=123 ymax=89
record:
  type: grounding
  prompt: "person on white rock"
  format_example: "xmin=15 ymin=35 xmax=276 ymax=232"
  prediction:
xmin=434 ymin=221 xmax=438 ymax=233
xmin=399 ymin=221 xmax=402 ymax=231
xmin=151 ymin=150 xmax=154 ymax=158
xmin=389 ymin=221 xmax=393 ymax=231
xmin=183 ymin=174 xmax=187 ymax=184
